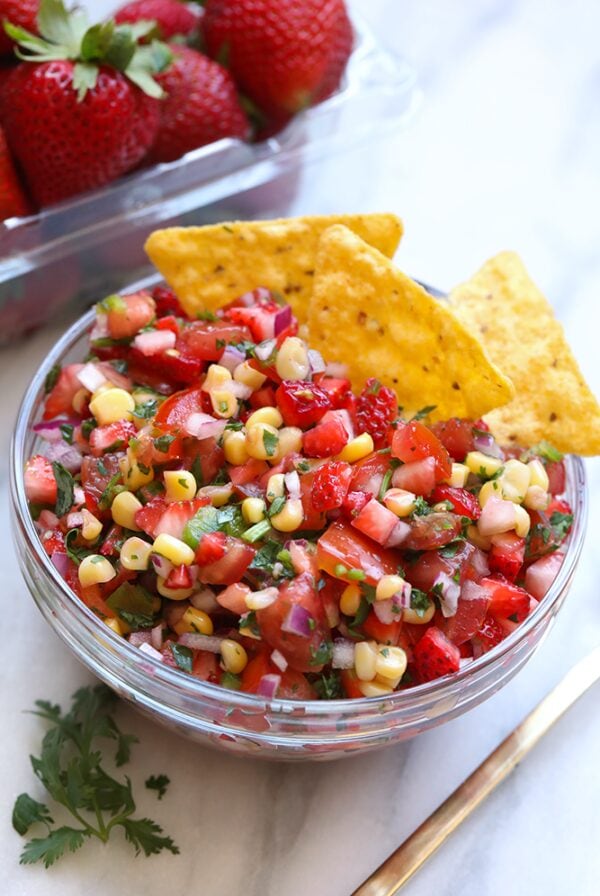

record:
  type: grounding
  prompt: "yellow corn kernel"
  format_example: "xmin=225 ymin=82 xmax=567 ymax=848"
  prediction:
xmin=72 ymin=387 xmax=90 ymax=415
xmin=111 ymin=490 xmax=143 ymax=530
xmin=223 ymin=430 xmax=249 ymax=466
xmin=173 ymin=606 xmax=214 ymax=635
xmin=500 ymin=459 xmax=531 ymax=504
xmin=338 ymin=432 xmax=373 ymax=463
xmin=275 ymin=336 xmax=310 ymax=381
xmin=383 ymin=488 xmax=416 ymax=518
xmin=375 ymin=645 xmax=408 ymax=682
xmin=120 ymin=536 xmax=152 ymax=571
xmin=233 ymin=360 xmax=266 ymax=390
xmin=270 ymin=498 xmax=304 ymax=532
xmin=153 ymin=533 xmax=195 ymax=566
xmin=354 ymin=641 xmax=378 ymax=681
xmin=89 ymin=387 xmax=135 ymax=425
xmin=376 ymin=574 xmax=407 ymax=602
xmin=527 ymin=458 xmax=550 ymax=492
xmin=81 ymin=509 xmax=102 ymax=541
xmin=197 ymin=484 xmax=234 ymax=507
xmin=478 ymin=478 xmax=503 ymax=508
xmin=358 ymin=679 xmax=394 ymax=698
xmin=266 ymin=473 xmax=285 ymax=502
xmin=274 ymin=426 xmax=303 ymax=460
xmin=403 ymin=600 xmax=435 ymax=625
xmin=164 ymin=469 xmax=197 ymax=503
xmin=120 ymin=450 xmax=154 ymax=490
xmin=104 ymin=617 xmax=126 ymax=637
xmin=524 ymin=485 xmax=550 ymax=511
xmin=467 ymin=524 xmax=492 ymax=551
xmin=211 ymin=390 xmax=238 ymax=419
xmin=340 ymin=583 xmax=361 ymax=616
xmin=78 ymin=554 xmax=116 ymax=587
xmin=203 ymin=364 xmax=232 ymax=392
xmin=156 ymin=577 xmax=195 ymax=600
xmin=514 ymin=504 xmax=531 ymax=538
xmin=446 ymin=462 xmax=470 ymax=488
xmin=242 ymin=497 xmax=266 ymax=524
xmin=220 ymin=638 xmax=248 ymax=674
xmin=465 ymin=451 xmax=504 ymax=479
xmin=245 ymin=422 xmax=279 ymax=460
xmin=247 ymin=406 xmax=283 ymax=429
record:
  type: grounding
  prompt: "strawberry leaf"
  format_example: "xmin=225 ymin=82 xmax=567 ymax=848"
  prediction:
xmin=72 ymin=62 xmax=98 ymax=102
xmin=37 ymin=0 xmax=85 ymax=53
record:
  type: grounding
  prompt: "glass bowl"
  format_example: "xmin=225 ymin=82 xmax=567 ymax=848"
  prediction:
xmin=10 ymin=308 xmax=588 ymax=761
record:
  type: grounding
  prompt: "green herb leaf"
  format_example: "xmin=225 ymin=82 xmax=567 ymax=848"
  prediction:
xmin=268 ymin=495 xmax=285 ymax=517
xmin=311 ymin=670 xmax=343 ymax=700
xmin=549 ymin=510 xmax=573 ymax=540
xmin=106 ymin=582 xmax=156 ymax=629
xmin=411 ymin=405 xmax=437 ymax=421
xmin=262 ymin=429 xmax=278 ymax=458
xmin=19 ymin=827 xmax=89 ymax=868
xmin=65 ymin=528 xmax=95 ymax=566
xmin=153 ymin=434 xmax=175 ymax=454
xmin=309 ymin=640 xmax=333 ymax=667
xmin=97 ymin=472 xmax=124 ymax=512
xmin=145 ymin=774 xmax=170 ymax=800
xmin=44 ymin=364 xmax=61 ymax=394
xmin=170 ymin=643 xmax=193 ymax=673
xmin=134 ymin=398 xmax=158 ymax=420
xmin=412 ymin=496 xmax=432 ymax=516
xmin=12 ymin=794 xmax=53 ymax=836
xmin=117 ymin=817 xmax=179 ymax=857
xmin=51 ymin=462 xmax=75 ymax=517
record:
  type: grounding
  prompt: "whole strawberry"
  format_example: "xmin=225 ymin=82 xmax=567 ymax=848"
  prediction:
xmin=201 ymin=0 xmax=353 ymax=119
xmin=114 ymin=0 xmax=200 ymax=42
xmin=0 ymin=0 xmax=38 ymax=56
xmin=146 ymin=45 xmax=249 ymax=164
xmin=1 ymin=0 xmax=171 ymax=206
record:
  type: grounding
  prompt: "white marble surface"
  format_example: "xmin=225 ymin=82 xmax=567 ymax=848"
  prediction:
xmin=2 ymin=1 xmax=600 ymax=893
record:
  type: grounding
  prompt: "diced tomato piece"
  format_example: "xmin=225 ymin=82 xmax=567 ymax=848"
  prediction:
xmin=479 ymin=576 xmax=531 ymax=622
xmin=241 ymin=650 xmax=276 ymax=693
xmin=297 ymin=467 xmax=327 ymax=530
xmin=341 ymin=490 xmax=371 ymax=520
xmin=43 ymin=363 xmax=84 ymax=420
xmin=471 ymin=613 xmax=505 ymax=654
xmin=197 ymin=536 xmax=255 ymax=585
xmin=152 ymin=286 xmax=187 ymax=319
xmin=275 ymin=380 xmax=332 ymax=429
xmin=136 ymin=497 xmax=208 ymax=540
xmin=413 ymin=627 xmax=460 ymax=682
xmin=178 ymin=321 xmax=252 ymax=362
xmin=192 ymin=650 xmax=220 ymax=683
xmin=89 ymin=420 xmax=136 ymax=457
xmin=319 ymin=377 xmax=354 ymax=411
xmin=439 ymin=587 xmax=490 ymax=645
xmin=128 ymin=345 xmax=203 ymax=385
xmin=524 ymin=552 xmax=564 ymax=600
xmin=351 ymin=497 xmax=399 ymax=546
xmin=526 ymin=499 xmax=572 ymax=561
xmin=429 ymin=418 xmax=479 ymax=462
xmin=226 ymin=298 xmax=282 ymax=341
xmin=303 ymin=411 xmax=349 ymax=458
xmin=24 ymin=455 xmax=57 ymax=506
xmin=391 ymin=457 xmax=437 ymax=496
xmin=180 ymin=437 xmax=225 ymax=486
xmin=154 ymin=385 xmax=204 ymax=431
xmin=217 ymin=582 xmax=252 ymax=615
xmin=317 ymin=520 xmax=399 ymax=585
xmin=227 ymin=458 xmax=269 ymax=489
xmin=311 ymin=461 xmax=353 ymax=511
xmin=340 ymin=669 xmax=364 ymax=699
xmin=278 ymin=669 xmax=316 ymax=700
xmin=100 ymin=525 xmax=124 ymax=557
xmin=403 ymin=512 xmax=462 ymax=551
xmin=105 ymin=291 xmax=155 ymax=340
xmin=256 ymin=573 xmax=330 ymax=673
xmin=430 ymin=484 xmax=481 ymax=520
xmin=248 ymin=384 xmax=277 ymax=410
xmin=350 ymin=451 xmax=391 ymax=496
xmin=165 ymin=564 xmax=193 ymax=590
xmin=488 ymin=532 xmax=525 ymax=582
xmin=195 ymin=530 xmax=227 ymax=565
xmin=361 ymin=610 xmax=402 ymax=646
xmin=545 ymin=460 xmax=566 ymax=495
xmin=405 ymin=540 xmax=478 ymax=592
xmin=155 ymin=315 xmax=179 ymax=336
xmin=391 ymin=420 xmax=452 ymax=481
xmin=81 ymin=453 xmax=123 ymax=517
xmin=41 ymin=530 xmax=65 ymax=556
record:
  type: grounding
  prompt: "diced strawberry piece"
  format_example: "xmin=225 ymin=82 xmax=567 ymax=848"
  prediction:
xmin=43 ymin=363 xmax=85 ymax=420
xmin=524 ymin=552 xmax=564 ymax=600
xmin=89 ymin=420 xmax=137 ymax=457
xmin=41 ymin=530 xmax=65 ymax=556
xmin=391 ymin=420 xmax=452 ymax=481
xmin=228 ymin=458 xmax=269 ymax=488
xmin=134 ymin=497 xmax=167 ymax=537
xmin=317 ymin=520 xmax=399 ymax=585
xmin=165 ymin=564 xmax=193 ymax=590
xmin=341 ymin=490 xmax=371 ymax=519
xmin=414 ymin=627 xmax=461 ymax=682
xmin=197 ymin=536 xmax=255 ymax=585
xmin=195 ymin=530 xmax=227 ymax=565
xmin=248 ymin=384 xmax=277 ymax=410
xmin=311 ymin=460 xmax=352 ymax=511
xmin=24 ymin=455 xmax=57 ymax=505
xmin=479 ymin=576 xmax=531 ymax=621
xmin=351 ymin=497 xmax=399 ymax=546
xmin=355 ymin=378 xmax=397 ymax=448
xmin=430 ymin=484 xmax=481 ymax=520
xmin=488 ymin=532 xmax=525 ymax=581
xmin=439 ymin=584 xmax=490 ymax=646
xmin=319 ymin=377 xmax=354 ymax=410
xmin=155 ymin=498 xmax=210 ymax=540
xmin=429 ymin=418 xmax=479 ymax=462
xmin=105 ymin=291 xmax=156 ymax=340
xmin=361 ymin=610 xmax=402 ymax=646
xmin=391 ymin=457 xmax=437 ymax=496
xmin=303 ymin=410 xmax=349 ymax=457
xmin=226 ymin=297 xmax=281 ymax=341
xmin=275 ymin=380 xmax=332 ymax=428
xmin=545 ymin=460 xmax=566 ymax=495
xmin=152 ymin=286 xmax=187 ymax=319
xmin=471 ymin=613 xmax=505 ymax=654
xmin=404 ymin=512 xmax=462 ymax=551
xmin=178 ymin=321 xmax=252 ymax=361
xmin=155 ymin=315 xmax=180 ymax=336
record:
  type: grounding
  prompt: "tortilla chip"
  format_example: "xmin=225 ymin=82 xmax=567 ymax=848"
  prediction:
xmin=449 ymin=252 xmax=600 ymax=454
xmin=144 ymin=214 xmax=403 ymax=322
xmin=308 ymin=225 xmax=514 ymax=422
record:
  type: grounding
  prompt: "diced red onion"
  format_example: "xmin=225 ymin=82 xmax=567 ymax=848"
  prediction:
xmin=478 ymin=497 xmax=516 ymax=537
xmin=284 ymin=470 xmax=301 ymax=501
xmin=33 ymin=419 xmax=79 ymax=442
xmin=129 ymin=631 xmax=152 ymax=647
xmin=178 ymin=633 xmax=223 ymax=653
xmin=324 ymin=361 xmax=349 ymax=378
xmin=469 ymin=546 xmax=490 ymax=579
xmin=433 ymin=572 xmax=461 ymax=618
xmin=219 ymin=345 xmax=246 ymax=372
xmin=138 ymin=642 xmax=164 ymax=661
xmin=459 ymin=657 xmax=474 ymax=669
xmin=254 ymin=338 xmax=276 ymax=361
xmin=42 ymin=440 xmax=82 ymax=473
xmin=460 ymin=580 xmax=488 ymax=603
xmin=332 ymin=639 xmax=355 ymax=670
xmin=473 ymin=431 xmax=503 ymax=459
xmin=385 ymin=519 xmax=410 ymax=548
xmin=73 ymin=486 xmax=85 ymax=507
xmin=76 ymin=362 xmax=107 ymax=393
xmin=151 ymin=552 xmax=174 ymax=578
xmin=183 ymin=412 xmax=227 ymax=440
xmin=95 ymin=362 xmax=132 ymax=391
xmin=37 ymin=509 xmax=59 ymax=530
xmin=281 ymin=603 xmax=313 ymax=638
xmin=90 ymin=314 xmax=109 ymax=342
xmin=256 ymin=673 xmax=281 ymax=699
xmin=274 ymin=305 xmax=292 ymax=336
xmin=373 ymin=587 xmax=409 ymax=624
xmin=238 ymin=287 xmax=272 ymax=307
xmin=50 ymin=551 xmax=69 ymax=576
xmin=307 ymin=349 xmax=326 ymax=374
xmin=133 ymin=329 xmax=176 ymax=356
xmin=66 ymin=511 xmax=83 ymax=529
xmin=150 ymin=623 xmax=164 ymax=651
xmin=228 ymin=380 xmax=253 ymax=400
xmin=190 ymin=588 xmax=219 ymax=613
xmin=270 ymin=649 xmax=288 ymax=672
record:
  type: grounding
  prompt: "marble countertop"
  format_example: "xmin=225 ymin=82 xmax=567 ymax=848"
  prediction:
xmin=2 ymin=1 xmax=599 ymax=893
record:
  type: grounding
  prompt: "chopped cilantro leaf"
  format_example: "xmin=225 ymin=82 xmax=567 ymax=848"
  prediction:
xmin=107 ymin=582 xmax=156 ymax=629
xmin=438 ymin=539 xmax=465 ymax=558
xmin=262 ymin=429 xmax=278 ymax=458
xmin=410 ymin=588 xmax=431 ymax=617
xmin=549 ymin=510 xmax=573 ymax=539
xmin=51 ymin=462 xmax=75 ymax=517
xmin=153 ymin=434 xmax=175 ymax=454
xmin=81 ymin=418 xmax=98 ymax=440
xmin=145 ymin=775 xmax=170 ymax=800
xmin=65 ymin=529 xmax=95 ymax=566
xmin=312 ymin=671 xmax=343 ymax=700
xmin=412 ymin=496 xmax=432 ymax=516
xmin=196 ymin=310 xmax=218 ymax=321
xmin=309 ymin=640 xmax=333 ymax=667
xmin=411 ymin=405 xmax=437 ymax=421
xmin=97 ymin=473 xmax=124 ymax=512
xmin=44 ymin=364 xmax=61 ymax=394
xmin=133 ymin=399 xmax=158 ymax=420
xmin=378 ymin=469 xmax=393 ymax=501
xmin=170 ymin=643 xmax=193 ymax=673
xmin=268 ymin=496 xmax=285 ymax=517
xmin=59 ymin=423 xmax=74 ymax=445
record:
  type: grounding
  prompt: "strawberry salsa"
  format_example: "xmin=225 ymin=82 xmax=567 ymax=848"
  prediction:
xmin=25 ymin=288 xmax=574 ymax=700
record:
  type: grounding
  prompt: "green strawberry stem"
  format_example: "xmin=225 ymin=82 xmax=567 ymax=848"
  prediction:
xmin=4 ymin=0 xmax=172 ymax=101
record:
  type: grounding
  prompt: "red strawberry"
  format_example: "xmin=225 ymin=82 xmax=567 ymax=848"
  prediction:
xmin=146 ymin=45 xmax=249 ymax=164
xmin=114 ymin=0 xmax=200 ymax=41
xmin=24 ymin=455 xmax=57 ymax=505
xmin=356 ymin=378 xmax=398 ymax=448
xmin=43 ymin=363 xmax=84 ymax=420
xmin=202 ymin=0 xmax=353 ymax=118
xmin=0 ymin=0 xmax=38 ymax=55
xmin=1 ymin=1 xmax=169 ymax=206
xmin=413 ymin=627 xmax=461 ymax=682
xmin=311 ymin=461 xmax=352 ymax=512
xmin=0 ymin=125 xmax=29 ymax=219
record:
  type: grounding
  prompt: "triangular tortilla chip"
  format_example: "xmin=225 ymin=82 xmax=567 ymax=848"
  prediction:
xmin=308 ymin=225 xmax=514 ymax=422
xmin=144 ymin=214 xmax=403 ymax=322
xmin=449 ymin=251 xmax=600 ymax=454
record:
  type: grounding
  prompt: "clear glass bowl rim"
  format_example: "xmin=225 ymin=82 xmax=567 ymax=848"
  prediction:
xmin=10 ymin=307 xmax=589 ymax=730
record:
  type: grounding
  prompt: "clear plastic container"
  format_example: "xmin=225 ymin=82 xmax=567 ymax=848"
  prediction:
xmin=10 ymin=308 xmax=588 ymax=761
xmin=0 ymin=15 xmax=418 ymax=342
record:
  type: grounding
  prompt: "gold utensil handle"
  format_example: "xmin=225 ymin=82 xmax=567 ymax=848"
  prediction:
xmin=353 ymin=647 xmax=600 ymax=896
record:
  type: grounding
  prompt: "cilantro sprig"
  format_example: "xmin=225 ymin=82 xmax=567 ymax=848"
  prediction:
xmin=12 ymin=686 xmax=179 ymax=868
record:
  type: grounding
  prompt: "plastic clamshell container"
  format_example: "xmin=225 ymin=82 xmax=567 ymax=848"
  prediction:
xmin=0 ymin=15 xmax=418 ymax=342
